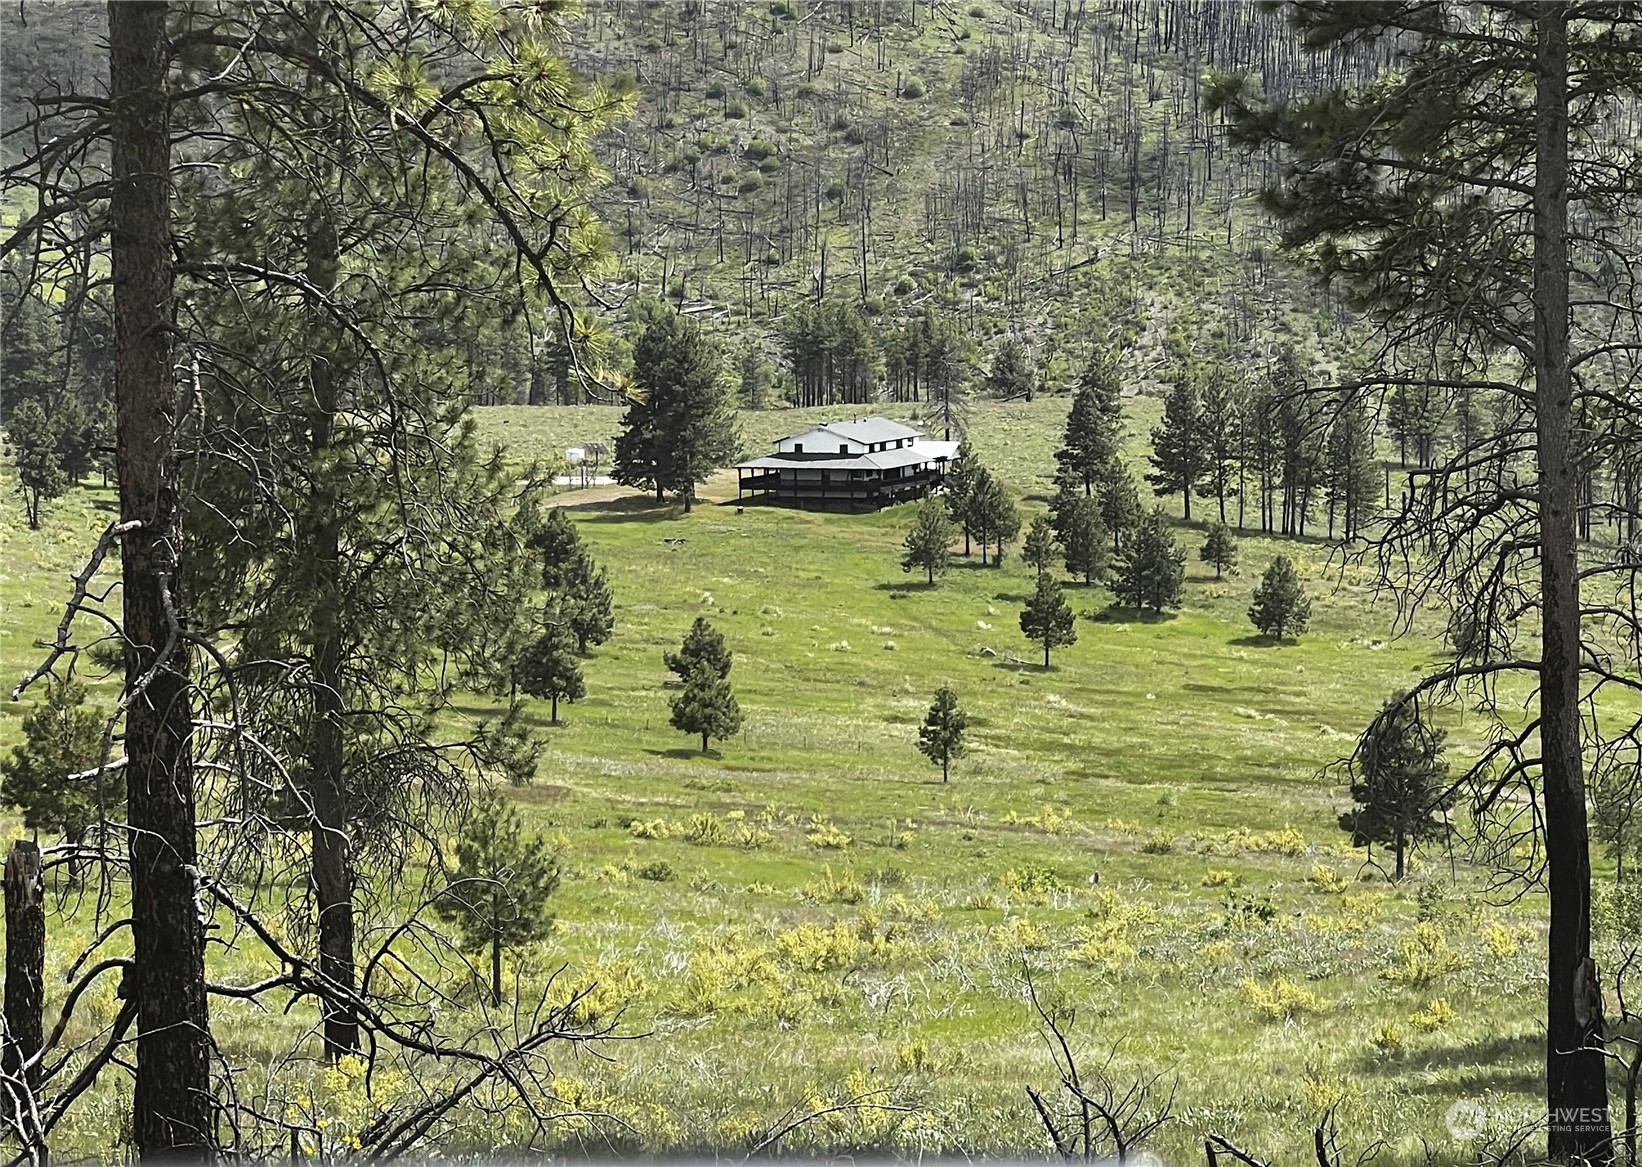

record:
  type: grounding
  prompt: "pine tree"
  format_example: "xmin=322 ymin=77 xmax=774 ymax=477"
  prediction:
xmin=612 ymin=384 xmax=665 ymax=503
xmin=1146 ymin=369 xmax=1209 ymax=520
xmin=916 ymin=686 xmax=967 ymax=783
xmin=1199 ymin=522 xmax=1239 ymax=580
xmin=12 ymin=0 xmax=632 ymax=1113
xmin=0 ymin=289 xmax=66 ymax=423
xmin=1244 ymin=373 xmax=1284 ymax=533
xmin=1248 ymin=557 xmax=1311 ymax=642
xmin=1060 ymin=495 xmax=1111 ymax=586
xmin=1591 ymin=763 xmax=1642 ymax=883
xmin=985 ymin=337 xmax=1034 ymax=400
xmin=1047 ymin=470 xmax=1080 ymax=544
xmin=0 ymin=676 xmax=106 ymax=848
xmin=161 ymin=1 xmax=628 ymax=1067
xmin=517 ymin=615 xmax=585 ymax=722
xmin=1020 ymin=514 xmax=1057 ymax=578
xmin=109 ymin=4 xmax=211 ymax=1130
xmin=1111 ymin=509 xmax=1186 ymax=615
xmin=435 ymin=794 xmax=560 ymax=1005
xmin=53 ymin=395 xmax=99 ymax=485
xmin=531 ymin=508 xmax=587 ymax=590
xmin=1196 ymin=366 xmax=1244 ymax=524
xmin=1272 ymin=352 xmax=1328 ymax=537
xmin=561 ymin=553 xmax=615 ymax=654
xmin=990 ymin=476 xmax=1023 ymax=566
xmin=9 ymin=398 xmax=68 ymax=529
xmin=621 ymin=311 xmax=739 ymax=512
xmin=1213 ymin=10 xmax=1641 ymax=1145
xmin=1325 ymin=394 xmax=1382 ymax=541
xmin=1095 ymin=456 xmax=1143 ymax=555
xmin=1055 ymin=350 xmax=1125 ymax=496
xmin=1338 ymin=694 xmax=1454 ymax=881
xmin=964 ymin=466 xmax=999 ymax=564
xmin=901 ymin=495 xmax=954 ymax=585
xmin=942 ymin=440 xmax=981 ymax=556
xmin=670 ymin=663 xmax=743 ymax=754
xmin=1020 ymin=572 xmax=1077 ymax=666
xmin=1387 ymin=383 xmax=1444 ymax=469
xmin=737 ymin=344 xmax=772 ymax=409
xmin=527 ymin=507 xmax=614 ymax=654
xmin=968 ymin=471 xmax=1020 ymax=567
xmin=665 ymin=616 xmax=732 ymax=681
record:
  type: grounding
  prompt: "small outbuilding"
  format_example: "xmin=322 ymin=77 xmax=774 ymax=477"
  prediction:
xmin=734 ymin=417 xmax=959 ymax=512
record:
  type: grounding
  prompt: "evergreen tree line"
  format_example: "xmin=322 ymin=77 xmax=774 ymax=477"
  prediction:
xmin=1142 ymin=345 xmax=1639 ymax=548
xmin=1141 ymin=347 xmax=1378 ymax=538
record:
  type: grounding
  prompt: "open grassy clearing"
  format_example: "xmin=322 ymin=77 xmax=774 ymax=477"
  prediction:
xmin=2 ymin=399 xmax=1636 ymax=1161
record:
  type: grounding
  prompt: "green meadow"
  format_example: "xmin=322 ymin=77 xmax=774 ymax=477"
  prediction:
xmin=2 ymin=398 xmax=1631 ymax=1162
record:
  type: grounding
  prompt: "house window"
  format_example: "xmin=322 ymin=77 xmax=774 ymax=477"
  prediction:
xmin=839 ymin=443 xmax=849 ymax=454
xmin=794 ymin=443 xmax=804 ymax=453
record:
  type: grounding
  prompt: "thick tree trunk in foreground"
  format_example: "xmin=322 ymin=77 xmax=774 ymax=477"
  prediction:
xmin=110 ymin=2 xmax=214 ymax=1156
xmin=3 ymin=841 xmax=44 ymax=1095
xmin=305 ymin=211 xmax=359 ymax=1062
xmin=1534 ymin=6 xmax=1610 ymax=1161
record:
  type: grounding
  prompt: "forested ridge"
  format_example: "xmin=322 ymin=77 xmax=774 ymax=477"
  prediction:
xmin=4 ymin=0 xmax=1384 ymax=405
xmin=2 ymin=3 xmax=1642 ymax=1165
xmin=569 ymin=0 xmax=1376 ymax=360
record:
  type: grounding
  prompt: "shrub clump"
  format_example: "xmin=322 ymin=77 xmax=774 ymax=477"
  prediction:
xmin=1408 ymin=997 xmax=1459 ymax=1032
xmin=806 ymin=816 xmax=852 ymax=849
xmin=1241 ymin=976 xmax=1331 ymax=1021
xmin=1002 ymin=865 xmax=1065 ymax=904
xmin=802 ymin=865 xmax=866 ymax=905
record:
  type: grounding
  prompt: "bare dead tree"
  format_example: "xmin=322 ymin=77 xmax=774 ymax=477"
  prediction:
xmin=1023 ymin=970 xmax=1176 ymax=1163
xmin=740 ymin=1081 xmax=921 ymax=1159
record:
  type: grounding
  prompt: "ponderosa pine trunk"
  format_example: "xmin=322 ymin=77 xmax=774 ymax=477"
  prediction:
xmin=306 ymin=208 xmax=359 ymax=1061
xmin=110 ymin=2 xmax=214 ymax=1153
xmin=1534 ymin=6 xmax=1610 ymax=1160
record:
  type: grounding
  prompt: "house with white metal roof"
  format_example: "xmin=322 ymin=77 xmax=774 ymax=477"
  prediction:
xmin=734 ymin=417 xmax=959 ymax=511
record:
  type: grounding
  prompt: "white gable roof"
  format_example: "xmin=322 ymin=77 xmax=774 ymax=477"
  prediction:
xmin=776 ymin=417 xmax=923 ymax=453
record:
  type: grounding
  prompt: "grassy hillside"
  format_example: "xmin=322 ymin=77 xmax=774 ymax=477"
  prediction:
xmin=9 ymin=400 xmax=1636 ymax=1162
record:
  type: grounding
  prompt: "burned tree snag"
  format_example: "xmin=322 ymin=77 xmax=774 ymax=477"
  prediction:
xmin=3 ymin=840 xmax=44 ymax=1095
